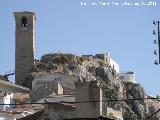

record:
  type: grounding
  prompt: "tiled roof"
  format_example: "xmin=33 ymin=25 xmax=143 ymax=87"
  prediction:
xmin=45 ymin=94 xmax=75 ymax=103
xmin=0 ymin=79 xmax=30 ymax=93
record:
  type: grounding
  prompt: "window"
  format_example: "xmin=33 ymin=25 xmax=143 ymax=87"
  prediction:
xmin=21 ymin=17 xmax=28 ymax=27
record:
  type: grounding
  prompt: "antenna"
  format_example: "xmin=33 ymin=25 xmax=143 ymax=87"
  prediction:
xmin=153 ymin=20 xmax=160 ymax=65
xmin=3 ymin=70 xmax=15 ymax=79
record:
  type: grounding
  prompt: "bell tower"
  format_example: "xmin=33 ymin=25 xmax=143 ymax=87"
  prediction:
xmin=14 ymin=11 xmax=36 ymax=87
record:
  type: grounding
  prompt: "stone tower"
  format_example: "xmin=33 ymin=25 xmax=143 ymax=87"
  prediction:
xmin=14 ymin=11 xmax=36 ymax=87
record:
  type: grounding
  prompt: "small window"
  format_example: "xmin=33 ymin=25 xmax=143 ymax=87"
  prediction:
xmin=21 ymin=17 xmax=28 ymax=27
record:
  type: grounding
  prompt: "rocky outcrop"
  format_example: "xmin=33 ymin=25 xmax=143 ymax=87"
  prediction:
xmin=32 ymin=53 xmax=160 ymax=120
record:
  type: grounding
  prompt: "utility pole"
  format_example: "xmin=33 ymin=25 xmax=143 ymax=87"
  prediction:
xmin=153 ymin=20 xmax=160 ymax=65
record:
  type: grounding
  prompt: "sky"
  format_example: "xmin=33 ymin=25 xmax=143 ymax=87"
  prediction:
xmin=0 ymin=0 xmax=160 ymax=96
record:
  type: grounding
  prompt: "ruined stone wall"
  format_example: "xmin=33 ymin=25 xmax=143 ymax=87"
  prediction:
xmin=32 ymin=72 xmax=77 ymax=90
xmin=31 ymin=73 xmax=77 ymax=102
xmin=63 ymin=87 xmax=75 ymax=95
xmin=44 ymin=103 xmax=75 ymax=120
xmin=94 ymin=53 xmax=119 ymax=73
xmin=75 ymin=81 xmax=103 ymax=118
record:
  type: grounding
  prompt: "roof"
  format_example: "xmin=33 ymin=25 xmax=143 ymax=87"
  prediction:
xmin=37 ymin=94 xmax=75 ymax=104
xmin=45 ymin=94 xmax=75 ymax=103
xmin=0 ymin=79 xmax=30 ymax=93
xmin=1 ymin=104 xmax=44 ymax=119
xmin=17 ymin=110 xmax=43 ymax=120
xmin=13 ymin=11 xmax=35 ymax=15
xmin=13 ymin=11 xmax=36 ymax=20
xmin=64 ymin=117 xmax=114 ymax=120
xmin=10 ymin=104 xmax=44 ymax=114
xmin=0 ymin=113 xmax=15 ymax=120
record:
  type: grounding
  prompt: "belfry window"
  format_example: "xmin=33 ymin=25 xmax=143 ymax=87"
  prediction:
xmin=21 ymin=17 xmax=28 ymax=27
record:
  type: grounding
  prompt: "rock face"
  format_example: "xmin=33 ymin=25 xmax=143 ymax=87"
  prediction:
xmin=32 ymin=53 xmax=160 ymax=120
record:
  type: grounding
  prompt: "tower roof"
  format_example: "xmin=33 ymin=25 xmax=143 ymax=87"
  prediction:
xmin=13 ymin=11 xmax=35 ymax=15
xmin=13 ymin=11 xmax=36 ymax=20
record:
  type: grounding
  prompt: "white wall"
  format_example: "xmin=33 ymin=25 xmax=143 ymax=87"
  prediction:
xmin=0 ymin=93 xmax=14 ymax=111
xmin=107 ymin=57 xmax=120 ymax=73
xmin=120 ymin=72 xmax=136 ymax=83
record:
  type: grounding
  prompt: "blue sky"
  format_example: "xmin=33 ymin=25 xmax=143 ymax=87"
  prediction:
xmin=0 ymin=0 xmax=160 ymax=96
